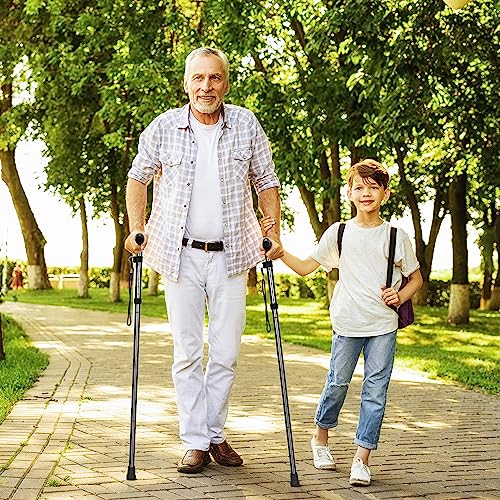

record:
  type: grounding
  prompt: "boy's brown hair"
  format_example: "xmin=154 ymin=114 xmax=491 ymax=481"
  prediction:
xmin=346 ymin=159 xmax=389 ymax=190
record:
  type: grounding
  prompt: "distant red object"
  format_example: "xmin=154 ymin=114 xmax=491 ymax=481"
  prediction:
xmin=11 ymin=265 xmax=24 ymax=290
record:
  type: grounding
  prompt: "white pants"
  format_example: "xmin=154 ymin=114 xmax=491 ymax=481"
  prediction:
xmin=164 ymin=246 xmax=247 ymax=450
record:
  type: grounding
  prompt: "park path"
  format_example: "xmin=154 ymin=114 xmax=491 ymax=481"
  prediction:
xmin=0 ymin=301 xmax=498 ymax=500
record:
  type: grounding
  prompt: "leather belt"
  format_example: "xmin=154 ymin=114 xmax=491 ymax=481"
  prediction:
xmin=182 ymin=238 xmax=224 ymax=252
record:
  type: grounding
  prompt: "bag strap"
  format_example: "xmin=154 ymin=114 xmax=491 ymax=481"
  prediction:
xmin=386 ymin=227 xmax=397 ymax=288
xmin=337 ymin=222 xmax=346 ymax=256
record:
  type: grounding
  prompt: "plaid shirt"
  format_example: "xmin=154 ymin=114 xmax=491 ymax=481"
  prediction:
xmin=128 ymin=103 xmax=280 ymax=281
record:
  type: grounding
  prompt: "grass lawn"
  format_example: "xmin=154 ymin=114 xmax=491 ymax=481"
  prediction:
xmin=0 ymin=314 xmax=49 ymax=424
xmin=6 ymin=288 xmax=500 ymax=395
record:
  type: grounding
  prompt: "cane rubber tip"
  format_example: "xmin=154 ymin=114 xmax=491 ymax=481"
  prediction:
xmin=126 ymin=466 xmax=136 ymax=480
xmin=290 ymin=473 xmax=300 ymax=487
xmin=135 ymin=233 xmax=145 ymax=245
xmin=263 ymin=238 xmax=272 ymax=251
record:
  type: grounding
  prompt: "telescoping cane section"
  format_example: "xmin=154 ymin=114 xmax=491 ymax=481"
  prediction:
xmin=261 ymin=238 xmax=300 ymax=487
xmin=126 ymin=233 xmax=145 ymax=481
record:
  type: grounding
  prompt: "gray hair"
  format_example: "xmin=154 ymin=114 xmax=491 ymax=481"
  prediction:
xmin=184 ymin=47 xmax=229 ymax=83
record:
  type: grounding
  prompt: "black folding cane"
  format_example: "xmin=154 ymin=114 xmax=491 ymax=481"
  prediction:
xmin=126 ymin=233 xmax=144 ymax=481
xmin=261 ymin=238 xmax=300 ymax=487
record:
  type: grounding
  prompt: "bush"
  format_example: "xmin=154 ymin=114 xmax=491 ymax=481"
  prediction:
xmin=88 ymin=268 xmax=111 ymax=288
xmin=273 ymin=273 xmax=326 ymax=301
xmin=47 ymin=266 xmax=112 ymax=288
xmin=273 ymin=274 xmax=483 ymax=309
xmin=426 ymin=280 xmax=482 ymax=308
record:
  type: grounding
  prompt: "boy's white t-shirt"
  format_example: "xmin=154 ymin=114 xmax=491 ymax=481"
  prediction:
xmin=185 ymin=113 xmax=224 ymax=241
xmin=310 ymin=220 xmax=420 ymax=337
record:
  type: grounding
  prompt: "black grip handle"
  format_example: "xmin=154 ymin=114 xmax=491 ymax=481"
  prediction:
xmin=263 ymin=238 xmax=272 ymax=251
xmin=135 ymin=233 xmax=145 ymax=245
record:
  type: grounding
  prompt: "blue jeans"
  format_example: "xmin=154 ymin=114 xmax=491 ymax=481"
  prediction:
xmin=315 ymin=331 xmax=396 ymax=450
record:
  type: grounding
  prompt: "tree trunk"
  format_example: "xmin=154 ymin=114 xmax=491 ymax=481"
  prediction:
xmin=488 ymin=210 xmax=500 ymax=311
xmin=326 ymin=270 xmax=337 ymax=303
xmin=395 ymin=145 xmax=447 ymax=306
xmin=447 ymin=173 xmax=469 ymax=324
xmin=1 ymin=80 xmax=50 ymax=290
xmin=78 ymin=197 xmax=89 ymax=298
xmin=449 ymin=284 xmax=470 ymax=324
xmin=0 ymin=150 xmax=50 ymax=290
xmin=413 ymin=280 xmax=429 ymax=306
xmin=0 ymin=314 xmax=5 ymax=361
xmin=489 ymin=287 xmax=500 ymax=311
xmin=247 ymin=267 xmax=258 ymax=294
xmin=148 ymin=269 xmax=159 ymax=296
xmin=109 ymin=183 xmax=125 ymax=302
xmin=479 ymin=229 xmax=494 ymax=309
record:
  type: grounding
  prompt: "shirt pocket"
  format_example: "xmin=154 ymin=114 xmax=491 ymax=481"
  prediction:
xmin=159 ymin=152 xmax=183 ymax=186
xmin=232 ymin=147 xmax=252 ymax=181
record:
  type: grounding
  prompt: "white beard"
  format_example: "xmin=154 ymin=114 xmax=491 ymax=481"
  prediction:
xmin=192 ymin=97 xmax=222 ymax=115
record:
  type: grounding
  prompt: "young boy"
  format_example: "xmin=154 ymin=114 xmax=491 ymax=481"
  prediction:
xmin=262 ymin=159 xmax=423 ymax=486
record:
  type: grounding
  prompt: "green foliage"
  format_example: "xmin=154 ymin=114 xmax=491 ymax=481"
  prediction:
xmin=202 ymin=0 xmax=498 ymax=301
xmin=0 ymin=315 xmax=49 ymax=424
xmin=426 ymin=280 xmax=482 ymax=308
xmin=3 ymin=0 xmax=497 ymax=315
xmin=273 ymin=273 xmax=484 ymax=309
xmin=47 ymin=266 xmax=111 ymax=289
xmin=29 ymin=0 xmax=196 ymax=216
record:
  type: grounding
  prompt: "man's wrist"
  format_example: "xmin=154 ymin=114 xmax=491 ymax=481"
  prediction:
xmin=267 ymin=232 xmax=281 ymax=245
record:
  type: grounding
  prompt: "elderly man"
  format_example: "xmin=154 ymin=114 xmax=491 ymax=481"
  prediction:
xmin=125 ymin=47 xmax=282 ymax=474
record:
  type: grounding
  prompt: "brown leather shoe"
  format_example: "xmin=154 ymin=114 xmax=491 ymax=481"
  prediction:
xmin=209 ymin=440 xmax=243 ymax=466
xmin=177 ymin=450 xmax=211 ymax=474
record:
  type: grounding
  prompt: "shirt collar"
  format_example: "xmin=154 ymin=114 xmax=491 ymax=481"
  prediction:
xmin=177 ymin=103 xmax=232 ymax=130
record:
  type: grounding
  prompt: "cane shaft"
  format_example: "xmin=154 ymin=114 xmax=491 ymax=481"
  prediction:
xmin=127 ymin=252 xmax=143 ymax=480
xmin=263 ymin=258 xmax=300 ymax=486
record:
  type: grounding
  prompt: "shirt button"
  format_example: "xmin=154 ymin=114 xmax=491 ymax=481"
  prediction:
xmin=187 ymin=183 xmax=190 ymax=186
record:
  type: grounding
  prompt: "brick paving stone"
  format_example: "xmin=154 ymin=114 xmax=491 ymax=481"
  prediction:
xmin=146 ymin=491 xmax=186 ymax=500
xmin=0 ymin=302 xmax=499 ymax=500
xmin=11 ymin=488 xmax=43 ymax=500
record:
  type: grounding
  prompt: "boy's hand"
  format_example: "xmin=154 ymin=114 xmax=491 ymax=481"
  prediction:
xmin=381 ymin=286 xmax=401 ymax=307
xmin=260 ymin=215 xmax=276 ymax=235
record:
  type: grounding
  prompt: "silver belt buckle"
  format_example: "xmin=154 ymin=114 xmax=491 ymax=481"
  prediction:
xmin=204 ymin=242 xmax=208 ymax=252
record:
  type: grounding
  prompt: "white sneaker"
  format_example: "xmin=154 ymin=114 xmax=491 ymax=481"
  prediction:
xmin=311 ymin=438 xmax=336 ymax=470
xmin=349 ymin=457 xmax=371 ymax=486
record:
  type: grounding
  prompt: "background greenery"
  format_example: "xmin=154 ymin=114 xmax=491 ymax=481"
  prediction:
xmin=1 ymin=0 xmax=498 ymax=317
xmin=2 ymin=263 xmax=484 ymax=309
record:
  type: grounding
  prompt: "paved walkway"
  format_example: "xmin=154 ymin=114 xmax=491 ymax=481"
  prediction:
xmin=0 ymin=302 xmax=498 ymax=500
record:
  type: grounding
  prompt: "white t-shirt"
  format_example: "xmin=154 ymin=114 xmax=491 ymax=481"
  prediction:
xmin=310 ymin=220 xmax=420 ymax=337
xmin=185 ymin=113 xmax=224 ymax=241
